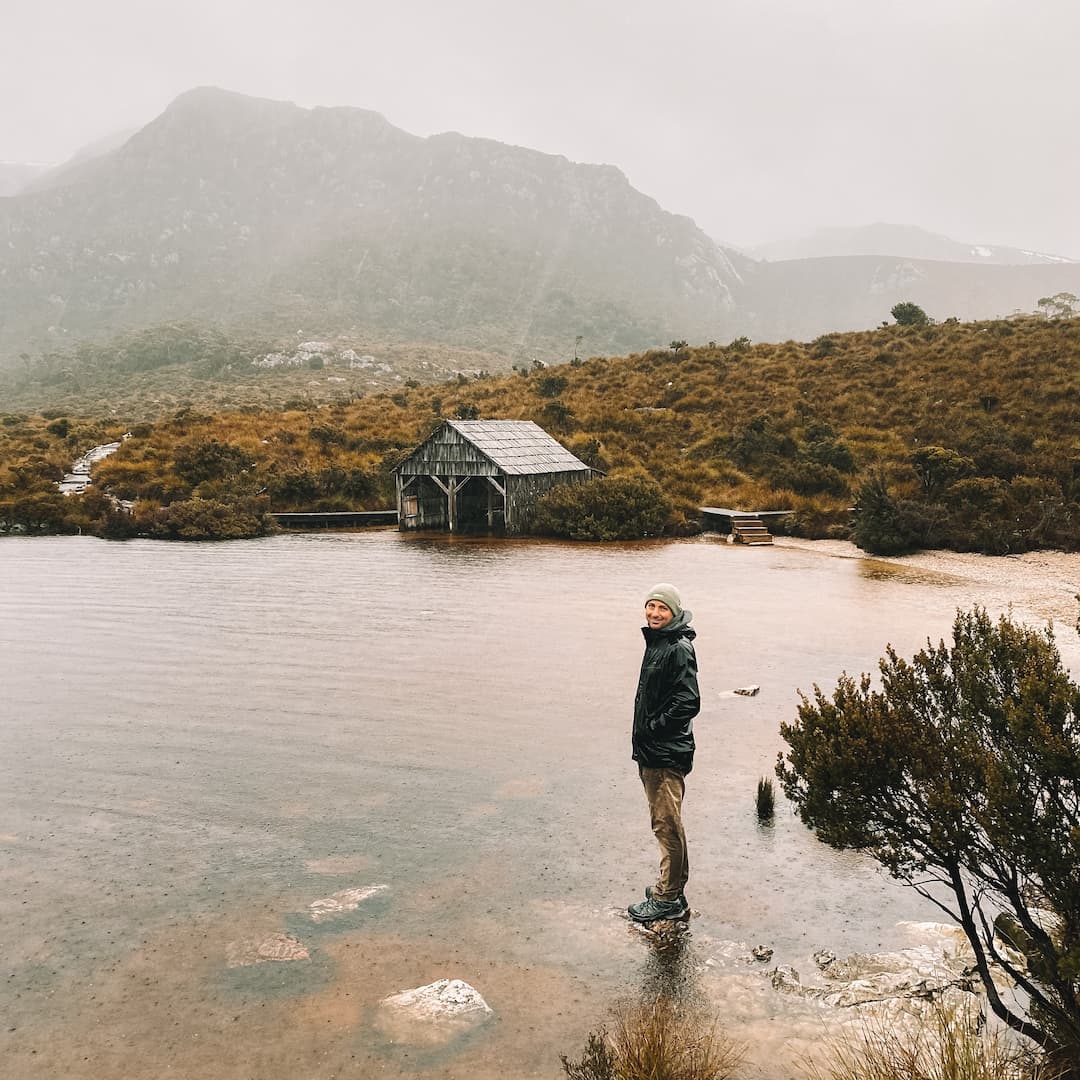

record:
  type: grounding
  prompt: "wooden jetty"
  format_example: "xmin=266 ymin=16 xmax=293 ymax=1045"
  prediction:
xmin=700 ymin=507 xmax=794 ymax=545
xmin=272 ymin=510 xmax=398 ymax=530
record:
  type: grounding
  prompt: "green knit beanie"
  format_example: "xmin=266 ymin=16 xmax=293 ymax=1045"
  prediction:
xmin=645 ymin=583 xmax=682 ymax=617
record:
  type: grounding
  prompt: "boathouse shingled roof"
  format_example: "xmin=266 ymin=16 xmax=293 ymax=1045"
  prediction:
xmin=446 ymin=420 xmax=589 ymax=474
xmin=399 ymin=420 xmax=590 ymax=476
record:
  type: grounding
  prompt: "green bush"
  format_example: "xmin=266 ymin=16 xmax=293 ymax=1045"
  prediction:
xmin=851 ymin=473 xmax=939 ymax=555
xmin=531 ymin=475 xmax=674 ymax=540
xmin=771 ymin=460 xmax=850 ymax=498
xmin=173 ymin=439 xmax=249 ymax=486
xmin=779 ymin=608 xmax=1080 ymax=1070
xmin=140 ymin=496 xmax=276 ymax=540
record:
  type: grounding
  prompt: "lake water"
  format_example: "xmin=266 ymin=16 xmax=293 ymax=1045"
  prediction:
xmin=2 ymin=532 xmax=1077 ymax=1079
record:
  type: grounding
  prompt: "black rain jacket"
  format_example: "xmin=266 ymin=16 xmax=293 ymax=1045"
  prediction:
xmin=632 ymin=609 xmax=699 ymax=774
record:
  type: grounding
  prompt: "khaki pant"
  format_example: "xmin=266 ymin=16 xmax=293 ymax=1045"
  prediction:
xmin=639 ymin=765 xmax=688 ymax=901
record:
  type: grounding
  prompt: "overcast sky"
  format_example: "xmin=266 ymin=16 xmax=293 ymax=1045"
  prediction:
xmin=3 ymin=0 xmax=1078 ymax=256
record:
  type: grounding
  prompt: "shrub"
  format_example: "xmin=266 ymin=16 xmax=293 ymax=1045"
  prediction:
xmin=803 ymin=1002 xmax=1048 ymax=1080
xmin=770 ymin=460 xmax=850 ymax=498
xmin=892 ymin=302 xmax=932 ymax=326
xmin=531 ymin=475 xmax=674 ymax=540
xmin=941 ymin=476 xmax=1016 ymax=554
xmin=779 ymin=608 xmax=1080 ymax=1069
xmin=537 ymin=373 xmax=569 ymax=398
xmin=851 ymin=473 xmax=938 ymax=555
xmin=561 ymin=997 xmax=744 ymax=1080
xmin=173 ymin=439 xmax=249 ymax=486
xmin=141 ymin=496 xmax=275 ymax=540
xmin=755 ymin=777 xmax=775 ymax=821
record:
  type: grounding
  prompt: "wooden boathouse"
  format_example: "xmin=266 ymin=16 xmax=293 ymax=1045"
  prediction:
xmin=395 ymin=420 xmax=595 ymax=534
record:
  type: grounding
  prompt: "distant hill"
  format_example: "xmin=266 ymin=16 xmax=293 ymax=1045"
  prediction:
xmin=0 ymin=87 xmax=741 ymax=369
xmin=734 ymin=255 xmax=1080 ymax=339
xmin=751 ymin=223 xmax=1076 ymax=266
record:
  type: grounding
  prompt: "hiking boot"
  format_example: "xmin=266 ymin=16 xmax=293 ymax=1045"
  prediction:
xmin=645 ymin=886 xmax=689 ymax=913
xmin=628 ymin=895 xmax=689 ymax=923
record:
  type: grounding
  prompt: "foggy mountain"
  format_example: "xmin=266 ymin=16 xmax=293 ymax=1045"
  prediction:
xmin=752 ymin=223 xmax=1076 ymax=266
xmin=0 ymin=87 xmax=741 ymax=368
xmin=2 ymin=86 xmax=1079 ymax=378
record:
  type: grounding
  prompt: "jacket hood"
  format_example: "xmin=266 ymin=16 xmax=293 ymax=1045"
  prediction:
xmin=642 ymin=607 xmax=695 ymax=643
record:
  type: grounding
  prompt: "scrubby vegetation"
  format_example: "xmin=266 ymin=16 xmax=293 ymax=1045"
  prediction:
xmin=561 ymin=997 xmax=744 ymax=1080
xmin=531 ymin=476 xmax=678 ymax=541
xmin=803 ymin=1003 xmax=1056 ymax=1080
xmin=1 ymin=315 xmax=1079 ymax=546
xmin=778 ymin=607 xmax=1080 ymax=1072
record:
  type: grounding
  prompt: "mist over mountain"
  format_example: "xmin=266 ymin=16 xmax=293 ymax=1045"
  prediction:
xmin=24 ymin=128 xmax=140 ymax=194
xmin=2 ymin=87 xmax=1079 ymax=383
xmin=0 ymin=162 xmax=49 ymax=197
xmin=752 ymin=223 xmax=1076 ymax=266
xmin=0 ymin=87 xmax=741 ymax=369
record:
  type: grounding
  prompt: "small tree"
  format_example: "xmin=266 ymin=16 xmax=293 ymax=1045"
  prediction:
xmin=1038 ymin=293 xmax=1080 ymax=320
xmin=910 ymin=445 xmax=976 ymax=496
xmin=777 ymin=608 xmax=1080 ymax=1074
xmin=891 ymin=301 xmax=931 ymax=326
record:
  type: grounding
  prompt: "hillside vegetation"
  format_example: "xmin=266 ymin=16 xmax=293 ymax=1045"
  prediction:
xmin=2 ymin=316 xmax=1078 ymax=552
xmin=0 ymin=321 xmax=514 ymax=417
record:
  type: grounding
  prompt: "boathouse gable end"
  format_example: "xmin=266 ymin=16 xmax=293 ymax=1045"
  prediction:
xmin=394 ymin=420 xmax=593 ymax=534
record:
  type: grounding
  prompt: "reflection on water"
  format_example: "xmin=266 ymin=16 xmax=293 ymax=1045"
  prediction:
xmin=1 ymin=532 xmax=1075 ymax=1079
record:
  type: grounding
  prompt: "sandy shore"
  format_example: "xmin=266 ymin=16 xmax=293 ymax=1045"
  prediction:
xmin=777 ymin=537 xmax=1080 ymax=632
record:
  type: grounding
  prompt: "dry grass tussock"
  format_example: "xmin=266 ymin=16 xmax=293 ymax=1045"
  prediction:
xmin=801 ymin=1003 xmax=1062 ymax=1080
xmin=561 ymin=996 xmax=745 ymax=1080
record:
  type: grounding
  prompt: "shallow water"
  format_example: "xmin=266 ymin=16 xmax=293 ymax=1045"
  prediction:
xmin=1 ymin=532 xmax=1077 ymax=1079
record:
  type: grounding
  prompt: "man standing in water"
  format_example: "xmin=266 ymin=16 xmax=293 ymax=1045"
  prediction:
xmin=628 ymin=584 xmax=700 ymax=923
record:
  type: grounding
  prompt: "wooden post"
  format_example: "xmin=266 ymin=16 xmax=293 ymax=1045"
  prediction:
xmin=430 ymin=474 xmax=468 ymax=531
xmin=484 ymin=475 xmax=505 ymax=530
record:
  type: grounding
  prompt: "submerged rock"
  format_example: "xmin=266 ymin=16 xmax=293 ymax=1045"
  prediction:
xmin=225 ymin=933 xmax=310 ymax=968
xmin=751 ymin=945 xmax=774 ymax=963
xmin=375 ymin=978 xmax=493 ymax=1047
xmin=771 ymin=924 xmax=981 ymax=1025
xmin=771 ymin=965 xmax=803 ymax=993
xmin=308 ymin=884 xmax=387 ymax=922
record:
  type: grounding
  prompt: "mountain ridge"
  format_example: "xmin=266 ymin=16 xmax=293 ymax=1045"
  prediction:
xmin=751 ymin=222 xmax=1076 ymax=266
xmin=2 ymin=87 xmax=1079 ymax=376
xmin=0 ymin=87 xmax=739 ymax=368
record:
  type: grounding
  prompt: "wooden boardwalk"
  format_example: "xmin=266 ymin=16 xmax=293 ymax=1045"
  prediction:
xmin=272 ymin=510 xmax=398 ymax=530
